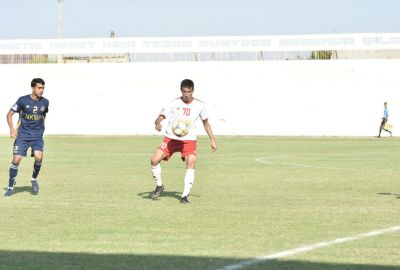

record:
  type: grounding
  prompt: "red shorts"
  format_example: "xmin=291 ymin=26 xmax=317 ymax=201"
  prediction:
xmin=158 ymin=137 xmax=197 ymax=161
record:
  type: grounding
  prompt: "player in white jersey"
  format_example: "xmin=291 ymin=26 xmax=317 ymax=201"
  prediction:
xmin=150 ymin=79 xmax=217 ymax=204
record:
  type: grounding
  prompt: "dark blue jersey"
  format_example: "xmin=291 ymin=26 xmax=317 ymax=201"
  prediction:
xmin=11 ymin=95 xmax=49 ymax=139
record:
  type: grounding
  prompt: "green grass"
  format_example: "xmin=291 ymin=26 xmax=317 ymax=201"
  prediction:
xmin=0 ymin=136 xmax=399 ymax=270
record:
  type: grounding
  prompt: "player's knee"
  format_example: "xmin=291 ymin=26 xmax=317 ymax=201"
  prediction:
xmin=186 ymin=156 xmax=196 ymax=169
xmin=12 ymin=156 xmax=22 ymax=166
xmin=187 ymin=162 xmax=196 ymax=169
xmin=151 ymin=156 xmax=160 ymax=166
xmin=32 ymin=150 xmax=43 ymax=160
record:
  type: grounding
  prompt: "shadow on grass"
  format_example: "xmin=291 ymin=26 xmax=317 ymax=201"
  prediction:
xmin=137 ymin=190 xmax=199 ymax=201
xmin=3 ymin=186 xmax=37 ymax=195
xmin=137 ymin=190 xmax=182 ymax=201
xmin=0 ymin=251 xmax=399 ymax=270
xmin=377 ymin=192 xmax=400 ymax=199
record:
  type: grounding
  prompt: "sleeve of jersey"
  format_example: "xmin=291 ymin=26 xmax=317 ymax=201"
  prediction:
xmin=10 ymin=98 xmax=22 ymax=112
xmin=159 ymin=101 xmax=172 ymax=118
xmin=159 ymin=107 xmax=166 ymax=118
xmin=200 ymin=103 xmax=209 ymax=121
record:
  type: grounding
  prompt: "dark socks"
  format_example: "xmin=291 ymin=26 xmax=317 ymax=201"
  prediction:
xmin=32 ymin=161 xmax=42 ymax=179
xmin=9 ymin=163 xmax=18 ymax=188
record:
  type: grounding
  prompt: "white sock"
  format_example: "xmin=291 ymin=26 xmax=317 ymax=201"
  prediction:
xmin=151 ymin=164 xmax=163 ymax=186
xmin=182 ymin=169 xmax=195 ymax=197
xmin=31 ymin=178 xmax=37 ymax=182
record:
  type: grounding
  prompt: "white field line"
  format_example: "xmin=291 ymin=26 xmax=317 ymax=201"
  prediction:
xmin=216 ymin=226 xmax=400 ymax=270
xmin=255 ymin=157 xmax=359 ymax=171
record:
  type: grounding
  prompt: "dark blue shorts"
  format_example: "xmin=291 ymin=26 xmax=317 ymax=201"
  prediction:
xmin=13 ymin=138 xmax=44 ymax=157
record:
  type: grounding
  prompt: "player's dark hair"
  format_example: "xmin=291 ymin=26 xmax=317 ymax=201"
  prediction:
xmin=180 ymin=79 xmax=194 ymax=90
xmin=31 ymin=78 xmax=45 ymax=87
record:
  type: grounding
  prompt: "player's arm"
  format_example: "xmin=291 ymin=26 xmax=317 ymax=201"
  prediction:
xmin=202 ymin=119 xmax=217 ymax=152
xmin=154 ymin=115 xmax=165 ymax=132
xmin=6 ymin=110 xmax=17 ymax=139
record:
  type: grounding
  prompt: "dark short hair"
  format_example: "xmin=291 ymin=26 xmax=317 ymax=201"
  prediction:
xmin=180 ymin=79 xmax=194 ymax=90
xmin=31 ymin=78 xmax=45 ymax=87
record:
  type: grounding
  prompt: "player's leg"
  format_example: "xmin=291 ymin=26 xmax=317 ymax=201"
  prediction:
xmin=380 ymin=119 xmax=392 ymax=137
xmin=31 ymin=150 xmax=43 ymax=194
xmin=150 ymin=141 xmax=169 ymax=199
xmin=30 ymin=139 xmax=44 ymax=194
xmin=151 ymin=148 xmax=166 ymax=186
xmin=378 ymin=119 xmax=385 ymax=137
xmin=5 ymin=140 xmax=27 ymax=196
xmin=5 ymin=155 xmax=23 ymax=196
xmin=180 ymin=154 xmax=196 ymax=204
xmin=382 ymin=120 xmax=392 ymax=136
xmin=383 ymin=128 xmax=392 ymax=136
xmin=180 ymin=140 xmax=197 ymax=204
xmin=32 ymin=150 xmax=43 ymax=179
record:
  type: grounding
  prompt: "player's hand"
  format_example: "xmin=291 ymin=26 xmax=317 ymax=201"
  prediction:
xmin=211 ymin=140 xmax=217 ymax=152
xmin=10 ymin=128 xmax=17 ymax=139
xmin=155 ymin=123 xmax=162 ymax=132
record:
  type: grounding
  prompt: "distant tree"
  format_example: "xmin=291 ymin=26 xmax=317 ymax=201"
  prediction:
xmin=310 ymin=50 xmax=332 ymax=60
xmin=30 ymin=55 xmax=51 ymax=64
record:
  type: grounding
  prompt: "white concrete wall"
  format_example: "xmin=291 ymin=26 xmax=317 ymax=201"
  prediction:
xmin=0 ymin=60 xmax=399 ymax=136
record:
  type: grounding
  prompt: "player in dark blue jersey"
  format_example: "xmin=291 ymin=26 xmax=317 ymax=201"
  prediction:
xmin=4 ymin=78 xmax=49 ymax=196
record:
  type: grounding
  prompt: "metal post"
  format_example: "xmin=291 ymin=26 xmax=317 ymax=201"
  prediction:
xmin=57 ymin=0 xmax=64 ymax=63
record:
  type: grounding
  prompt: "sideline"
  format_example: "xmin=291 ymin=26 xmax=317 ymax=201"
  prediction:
xmin=216 ymin=226 xmax=400 ymax=270
xmin=255 ymin=157 xmax=359 ymax=170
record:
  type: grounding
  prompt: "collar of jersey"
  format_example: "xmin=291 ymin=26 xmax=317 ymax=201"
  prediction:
xmin=180 ymin=97 xmax=194 ymax=104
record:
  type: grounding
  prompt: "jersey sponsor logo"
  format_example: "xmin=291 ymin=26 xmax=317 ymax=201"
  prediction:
xmin=11 ymin=104 xmax=18 ymax=111
xmin=24 ymin=114 xmax=45 ymax=121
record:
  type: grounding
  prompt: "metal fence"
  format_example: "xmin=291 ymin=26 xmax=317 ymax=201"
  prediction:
xmin=1 ymin=33 xmax=400 ymax=64
xmin=2 ymin=50 xmax=400 ymax=64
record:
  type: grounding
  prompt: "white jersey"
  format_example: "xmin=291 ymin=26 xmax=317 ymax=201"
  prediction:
xmin=160 ymin=97 xmax=208 ymax=141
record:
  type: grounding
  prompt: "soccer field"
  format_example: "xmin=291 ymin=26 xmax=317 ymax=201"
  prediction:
xmin=0 ymin=136 xmax=399 ymax=270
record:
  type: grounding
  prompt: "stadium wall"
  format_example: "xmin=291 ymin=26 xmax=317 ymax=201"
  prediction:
xmin=0 ymin=60 xmax=399 ymax=136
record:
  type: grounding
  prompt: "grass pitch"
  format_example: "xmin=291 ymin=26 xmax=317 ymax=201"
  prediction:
xmin=0 ymin=136 xmax=399 ymax=270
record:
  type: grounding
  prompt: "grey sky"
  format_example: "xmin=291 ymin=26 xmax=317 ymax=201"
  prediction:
xmin=0 ymin=0 xmax=399 ymax=39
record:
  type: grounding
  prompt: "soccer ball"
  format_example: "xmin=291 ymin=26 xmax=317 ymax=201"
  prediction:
xmin=172 ymin=120 xmax=190 ymax=137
